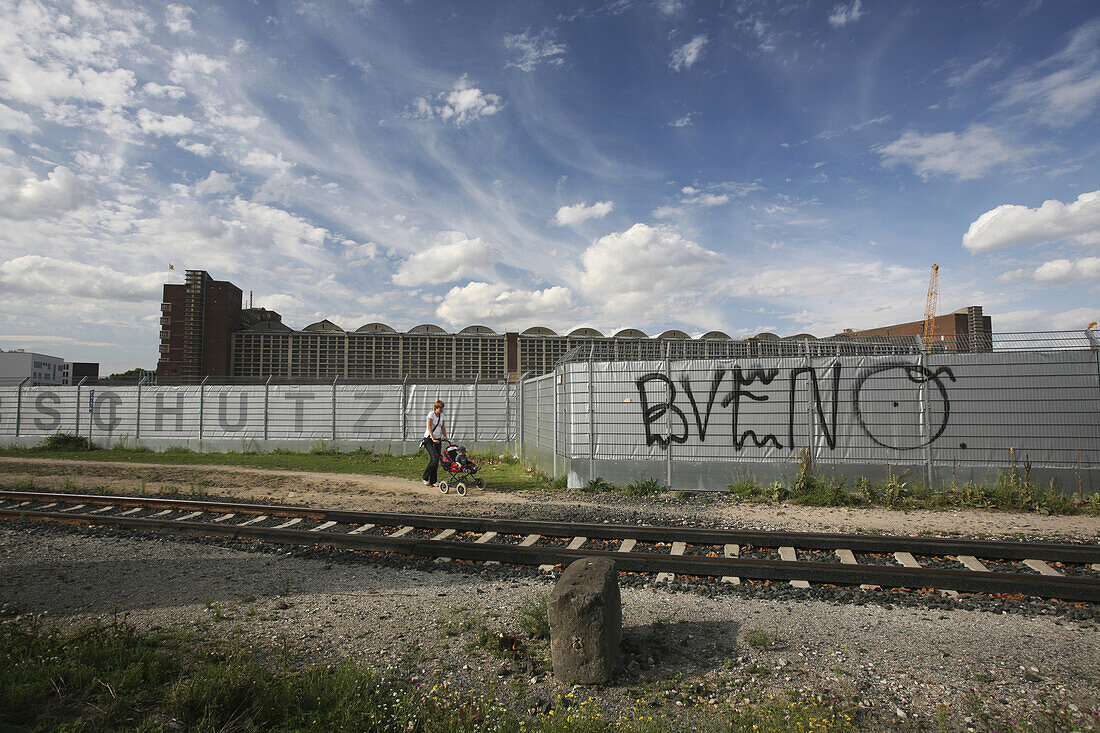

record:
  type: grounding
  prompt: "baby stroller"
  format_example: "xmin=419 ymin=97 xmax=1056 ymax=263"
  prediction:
xmin=438 ymin=441 xmax=484 ymax=496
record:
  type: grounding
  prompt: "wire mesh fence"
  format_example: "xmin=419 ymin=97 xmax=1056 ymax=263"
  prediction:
xmin=521 ymin=331 xmax=1100 ymax=491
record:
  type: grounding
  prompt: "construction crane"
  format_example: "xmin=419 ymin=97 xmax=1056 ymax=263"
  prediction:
xmin=922 ymin=264 xmax=939 ymax=349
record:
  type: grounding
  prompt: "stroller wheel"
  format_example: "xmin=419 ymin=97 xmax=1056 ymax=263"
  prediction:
xmin=474 ymin=478 xmax=484 ymax=489
xmin=438 ymin=481 xmax=449 ymax=494
xmin=456 ymin=482 xmax=467 ymax=496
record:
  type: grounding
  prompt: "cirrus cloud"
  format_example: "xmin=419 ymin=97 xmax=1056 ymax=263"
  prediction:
xmin=669 ymin=34 xmax=707 ymax=71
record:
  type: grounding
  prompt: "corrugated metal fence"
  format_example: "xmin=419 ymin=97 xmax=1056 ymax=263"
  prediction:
xmin=518 ymin=331 xmax=1100 ymax=491
xmin=0 ymin=379 xmax=517 ymax=452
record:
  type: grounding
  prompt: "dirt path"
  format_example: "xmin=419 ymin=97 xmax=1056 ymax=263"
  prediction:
xmin=2 ymin=457 xmax=1099 ymax=540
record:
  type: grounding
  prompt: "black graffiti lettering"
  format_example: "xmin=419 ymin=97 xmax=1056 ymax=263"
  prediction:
xmin=788 ymin=363 xmax=841 ymax=450
xmin=33 ymin=392 xmax=62 ymax=431
xmin=635 ymin=373 xmax=688 ymax=448
xmin=218 ymin=393 xmax=249 ymax=431
xmin=721 ymin=368 xmax=782 ymax=450
xmin=853 ymin=363 xmax=955 ymax=450
xmin=155 ymin=392 xmax=186 ymax=431
xmin=679 ymin=369 xmax=725 ymax=442
xmin=93 ymin=392 xmax=122 ymax=432
xmin=284 ymin=392 xmax=315 ymax=433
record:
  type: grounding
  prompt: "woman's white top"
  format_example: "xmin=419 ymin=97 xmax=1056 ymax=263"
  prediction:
xmin=425 ymin=411 xmax=445 ymax=439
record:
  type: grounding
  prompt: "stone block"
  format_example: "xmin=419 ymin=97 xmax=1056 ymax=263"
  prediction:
xmin=548 ymin=557 xmax=621 ymax=684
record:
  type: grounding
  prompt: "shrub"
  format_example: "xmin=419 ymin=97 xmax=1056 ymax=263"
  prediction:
xmin=581 ymin=476 xmax=616 ymax=494
xmin=622 ymin=475 xmax=663 ymax=497
xmin=39 ymin=433 xmax=94 ymax=451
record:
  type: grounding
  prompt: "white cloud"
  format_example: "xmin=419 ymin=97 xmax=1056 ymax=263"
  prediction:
xmin=579 ymin=223 xmax=722 ymax=318
xmin=878 ymin=124 xmax=1030 ymax=180
xmin=241 ymin=150 xmax=293 ymax=173
xmin=415 ymin=76 xmax=504 ymax=126
xmin=169 ymin=52 xmax=227 ymax=83
xmin=999 ymin=19 xmax=1100 ymax=128
xmin=504 ymin=29 xmax=567 ymax=71
xmin=669 ymin=34 xmax=707 ymax=71
xmin=553 ymin=200 xmax=614 ymax=226
xmin=1033 ymin=257 xmax=1100 ymax=283
xmin=0 ymin=164 xmax=94 ymax=220
xmin=669 ymin=112 xmax=694 ymax=127
xmin=0 ymin=255 xmax=162 ymax=301
xmin=392 ymin=231 xmax=493 ymax=287
xmin=657 ymin=0 xmax=685 ymax=15
xmin=653 ymin=181 xmax=758 ymax=218
xmin=828 ymin=1 xmax=863 ymax=27
xmin=343 ymin=239 xmax=377 ymax=265
xmin=136 ymin=108 xmax=195 ymax=136
xmin=178 ymin=140 xmax=214 ymax=156
xmin=436 ymin=281 xmax=574 ymax=327
xmin=165 ymin=4 xmax=194 ymax=34
xmin=142 ymin=82 xmax=186 ymax=100
xmin=0 ymin=103 xmax=38 ymax=133
xmin=194 ymin=171 xmax=235 ymax=196
xmin=962 ymin=190 xmax=1100 ymax=252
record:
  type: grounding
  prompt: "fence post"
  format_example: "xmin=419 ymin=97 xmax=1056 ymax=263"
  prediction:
xmin=136 ymin=378 xmax=142 ymax=440
xmin=474 ymin=372 xmax=480 ymax=445
xmin=401 ymin=374 xmax=409 ymax=454
xmin=331 ymin=376 xmax=339 ymax=442
xmin=75 ymin=377 xmax=86 ymax=436
xmin=15 ymin=377 xmax=28 ymax=437
xmin=805 ymin=340 xmax=816 ymax=464
xmin=263 ymin=377 xmax=272 ymax=442
xmin=553 ymin=369 xmax=559 ymax=477
xmin=664 ymin=342 xmax=672 ymax=489
xmin=588 ymin=346 xmax=595 ymax=485
xmin=919 ymin=350 xmax=933 ymax=490
xmin=198 ymin=376 xmax=208 ymax=449
xmin=516 ymin=376 xmax=524 ymax=459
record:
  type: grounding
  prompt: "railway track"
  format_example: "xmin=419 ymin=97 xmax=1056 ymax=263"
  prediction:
xmin=2 ymin=489 xmax=1099 ymax=603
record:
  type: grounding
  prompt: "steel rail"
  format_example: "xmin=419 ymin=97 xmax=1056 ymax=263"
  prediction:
xmin=1 ymin=489 xmax=1098 ymax=563
xmin=3 ymin=508 xmax=1099 ymax=603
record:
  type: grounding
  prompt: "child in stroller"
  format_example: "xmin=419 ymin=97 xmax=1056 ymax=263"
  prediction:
xmin=438 ymin=441 xmax=484 ymax=496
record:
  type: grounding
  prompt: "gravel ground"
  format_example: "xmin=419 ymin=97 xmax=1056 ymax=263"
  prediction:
xmin=2 ymin=522 xmax=1098 ymax=731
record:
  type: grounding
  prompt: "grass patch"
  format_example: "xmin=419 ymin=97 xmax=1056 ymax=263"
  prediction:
xmin=622 ymin=475 xmax=664 ymax=497
xmin=742 ymin=626 xmax=783 ymax=650
xmin=725 ymin=451 xmax=1099 ymax=516
xmin=514 ymin=592 xmax=550 ymax=641
xmin=1 ymin=443 xmax=553 ymax=492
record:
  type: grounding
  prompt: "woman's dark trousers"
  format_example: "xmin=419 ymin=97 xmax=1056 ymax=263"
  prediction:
xmin=422 ymin=439 xmax=441 ymax=484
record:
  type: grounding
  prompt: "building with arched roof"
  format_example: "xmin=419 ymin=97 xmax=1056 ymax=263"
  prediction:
xmin=161 ymin=270 xmax=993 ymax=381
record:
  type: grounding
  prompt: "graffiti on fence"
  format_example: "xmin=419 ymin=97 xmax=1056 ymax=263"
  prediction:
xmin=636 ymin=361 xmax=954 ymax=451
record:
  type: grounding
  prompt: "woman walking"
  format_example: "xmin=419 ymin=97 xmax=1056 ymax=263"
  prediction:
xmin=422 ymin=400 xmax=447 ymax=486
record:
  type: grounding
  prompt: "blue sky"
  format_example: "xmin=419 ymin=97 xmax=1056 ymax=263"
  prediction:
xmin=1 ymin=0 xmax=1098 ymax=372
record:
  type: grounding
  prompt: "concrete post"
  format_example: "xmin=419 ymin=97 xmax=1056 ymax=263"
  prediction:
xmin=15 ymin=377 xmax=28 ymax=437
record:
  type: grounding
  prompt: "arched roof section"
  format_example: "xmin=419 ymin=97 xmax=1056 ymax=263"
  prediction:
xmin=304 ymin=319 xmax=344 ymax=332
xmin=409 ymin=324 xmax=447 ymax=334
xmin=783 ymin=333 xmax=817 ymax=341
xmin=521 ymin=326 xmax=558 ymax=336
xmin=701 ymin=330 xmax=732 ymax=340
xmin=355 ymin=322 xmax=397 ymax=334
xmin=657 ymin=329 xmax=690 ymax=339
xmin=568 ymin=327 xmax=604 ymax=338
xmin=613 ymin=328 xmax=648 ymax=339
xmin=458 ymin=325 xmax=497 ymax=335
xmin=751 ymin=332 xmax=780 ymax=340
